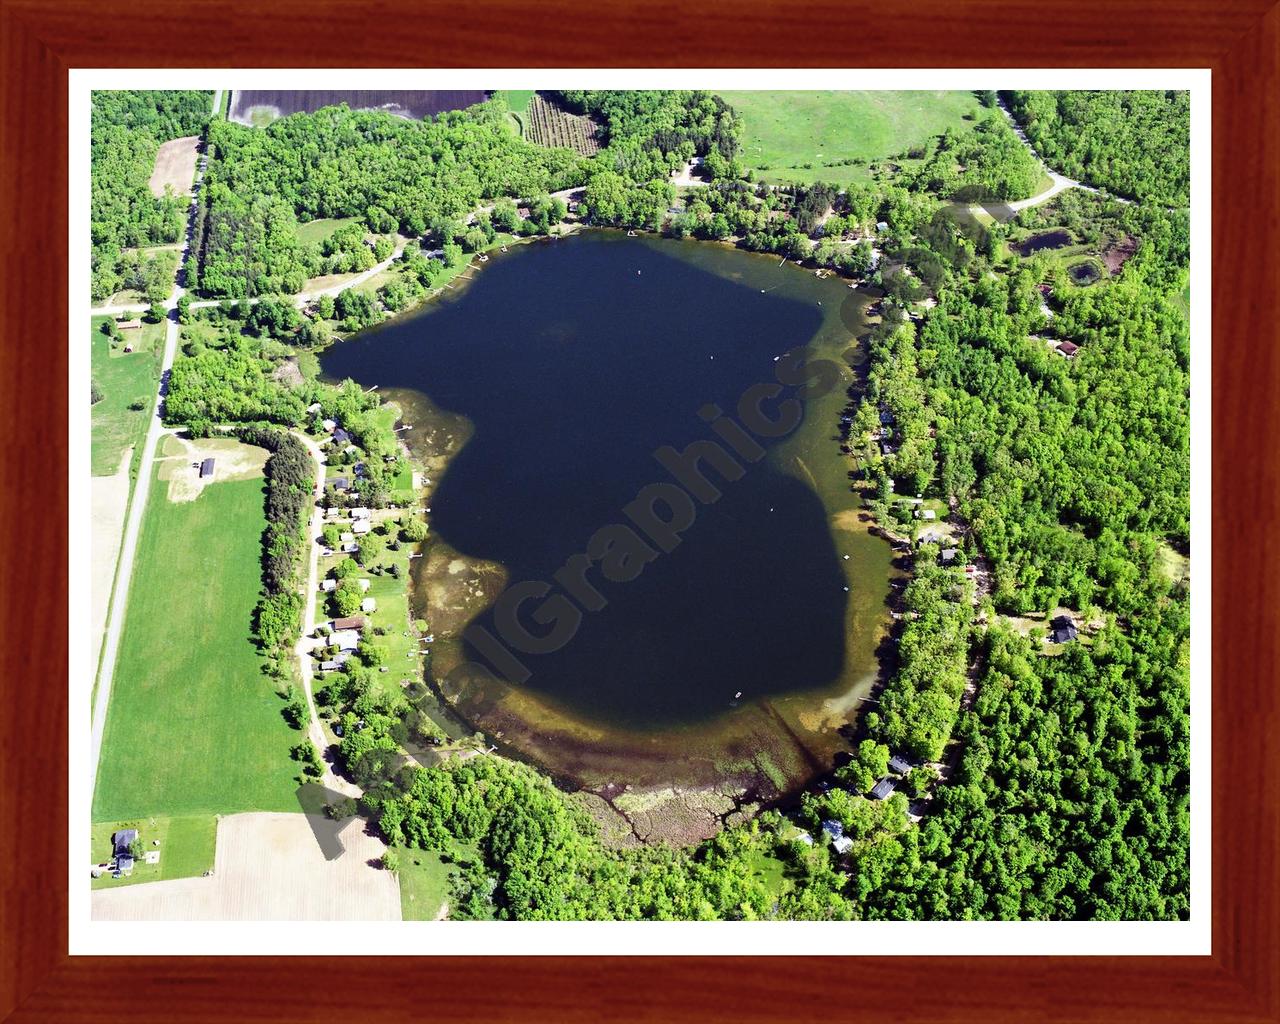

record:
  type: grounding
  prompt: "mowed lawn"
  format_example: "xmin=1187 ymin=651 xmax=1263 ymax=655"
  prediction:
xmin=296 ymin=215 xmax=360 ymax=246
xmin=91 ymin=316 xmax=161 ymax=476
xmin=90 ymin=814 xmax=216 ymax=889
xmin=93 ymin=470 xmax=302 ymax=821
xmin=721 ymin=90 xmax=985 ymax=185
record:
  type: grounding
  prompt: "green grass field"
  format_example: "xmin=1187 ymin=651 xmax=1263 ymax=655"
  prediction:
xmin=90 ymin=814 xmax=217 ymax=889
xmin=91 ymin=316 xmax=162 ymax=476
xmin=499 ymin=90 xmax=536 ymax=114
xmin=721 ymin=90 xmax=986 ymax=185
xmin=93 ymin=469 xmax=303 ymax=822
xmin=297 ymin=216 xmax=360 ymax=246
xmin=394 ymin=846 xmax=454 ymax=919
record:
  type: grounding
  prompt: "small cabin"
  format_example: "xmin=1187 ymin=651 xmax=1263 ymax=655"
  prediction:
xmin=1050 ymin=614 xmax=1079 ymax=644
xmin=869 ymin=777 xmax=897 ymax=800
xmin=199 ymin=458 xmax=215 ymax=480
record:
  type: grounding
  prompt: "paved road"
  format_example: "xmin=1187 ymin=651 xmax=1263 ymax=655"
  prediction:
xmin=90 ymin=89 xmax=219 ymax=790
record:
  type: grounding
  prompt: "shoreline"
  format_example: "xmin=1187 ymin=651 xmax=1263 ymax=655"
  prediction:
xmin=326 ymin=230 xmax=900 ymax=845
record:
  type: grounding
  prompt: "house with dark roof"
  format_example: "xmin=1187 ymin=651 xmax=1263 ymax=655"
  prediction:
xmin=1056 ymin=340 xmax=1080 ymax=358
xmin=1050 ymin=614 xmax=1079 ymax=644
xmin=888 ymin=754 xmax=913 ymax=775
xmin=940 ymin=547 xmax=958 ymax=563
xmin=333 ymin=428 xmax=352 ymax=445
xmin=331 ymin=615 xmax=366 ymax=632
xmin=820 ymin=819 xmax=844 ymax=841
xmin=330 ymin=476 xmax=350 ymax=492
xmin=869 ymin=777 xmax=897 ymax=800
xmin=199 ymin=457 xmax=215 ymax=479
xmin=112 ymin=829 xmax=138 ymax=857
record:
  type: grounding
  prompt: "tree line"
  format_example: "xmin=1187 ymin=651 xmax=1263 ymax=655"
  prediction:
xmin=90 ymin=90 xmax=211 ymax=301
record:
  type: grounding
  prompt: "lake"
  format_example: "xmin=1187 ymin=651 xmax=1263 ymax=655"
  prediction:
xmin=320 ymin=232 xmax=893 ymax=800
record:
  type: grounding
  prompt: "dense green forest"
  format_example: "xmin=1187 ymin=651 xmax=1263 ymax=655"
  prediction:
xmin=91 ymin=90 xmax=211 ymax=301
xmin=118 ymin=88 xmax=1192 ymax=920
xmin=1005 ymin=90 xmax=1191 ymax=205
xmin=190 ymin=102 xmax=584 ymax=297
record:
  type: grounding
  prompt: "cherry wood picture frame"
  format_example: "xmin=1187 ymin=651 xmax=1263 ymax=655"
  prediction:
xmin=2 ymin=1 xmax=1276 ymax=1019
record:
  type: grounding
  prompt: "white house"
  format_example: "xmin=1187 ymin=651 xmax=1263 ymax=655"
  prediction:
xmin=320 ymin=579 xmax=337 ymax=593
xmin=352 ymin=519 xmax=373 ymax=535
xmin=330 ymin=629 xmax=360 ymax=652
xmin=361 ymin=598 xmax=377 ymax=613
xmin=350 ymin=507 xmax=372 ymax=520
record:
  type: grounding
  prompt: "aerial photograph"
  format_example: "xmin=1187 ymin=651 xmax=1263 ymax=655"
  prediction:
xmin=87 ymin=86 xmax=1191 ymax=923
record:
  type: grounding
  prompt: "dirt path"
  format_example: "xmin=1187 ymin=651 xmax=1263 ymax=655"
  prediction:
xmin=993 ymin=95 xmax=1127 ymax=211
xmin=91 ymin=812 xmax=400 ymax=921
xmin=292 ymin=431 xmax=361 ymax=798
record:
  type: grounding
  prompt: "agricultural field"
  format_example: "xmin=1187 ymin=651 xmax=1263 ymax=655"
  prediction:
xmin=721 ymin=90 xmax=986 ymax=185
xmin=228 ymin=90 xmax=489 ymax=126
xmin=91 ymin=316 xmax=162 ymax=477
xmin=92 ymin=465 xmax=303 ymax=822
xmin=525 ymin=93 xmax=602 ymax=156
xmin=148 ymin=135 xmax=201 ymax=197
xmin=90 ymin=814 xmax=217 ymax=889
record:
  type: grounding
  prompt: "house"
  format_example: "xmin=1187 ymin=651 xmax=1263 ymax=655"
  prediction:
xmin=831 ymin=835 xmax=853 ymax=855
xmin=869 ymin=777 xmax=897 ymax=800
xmin=112 ymin=829 xmax=138 ymax=857
xmin=333 ymin=428 xmax=352 ymax=445
xmin=361 ymin=598 xmax=377 ymax=613
xmin=940 ymin=548 xmax=958 ymax=563
xmin=306 ymin=402 xmax=322 ymax=414
xmin=116 ymin=855 xmax=134 ymax=875
xmin=319 ymin=660 xmax=343 ymax=672
xmin=340 ymin=532 xmax=355 ymax=544
xmin=350 ymin=507 xmax=372 ymax=520
xmin=322 ymin=419 xmax=337 ymax=433
xmin=340 ymin=542 xmax=358 ymax=554
xmin=875 ymin=220 xmax=889 ymax=232
xmin=1050 ymin=614 xmax=1079 ymax=644
xmin=794 ymin=830 xmax=814 ymax=846
xmin=888 ymin=754 xmax=913 ymax=775
xmin=331 ymin=616 xmax=366 ymax=631
xmin=319 ymin=578 xmax=337 ymax=593
xmin=118 ymin=319 xmax=142 ymax=330
xmin=330 ymin=629 xmax=361 ymax=652
xmin=354 ymin=462 xmax=367 ymax=478
xmin=330 ymin=476 xmax=350 ymax=492
xmin=879 ymin=409 xmax=896 ymax=426
xmin=1056 ymin=340 xmax=1080 ymax=359
xmin=199 ymin=457 xmax=215 ymax=479
xmin=820 ymin=819 xmax=844 ymax=841
xmin=351 ymin=519 xmax=372 ymax=535
xmin=915 ymin=509 xmax=936 ymax=520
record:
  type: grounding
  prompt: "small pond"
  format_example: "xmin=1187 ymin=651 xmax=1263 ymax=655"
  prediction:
xmin=1013 ymin=229 xmax=1072 ymax=256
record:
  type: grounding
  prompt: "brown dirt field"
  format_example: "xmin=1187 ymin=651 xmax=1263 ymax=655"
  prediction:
xmin=91 ymin=448 xmax=132 ymax=674
xmin=157 ymin=435 xmax=268 ymax=503
xmin=91 ymin=812 xmax=401 ymax=921
xmin=149 ymin=136 xmax=200 ymax=198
